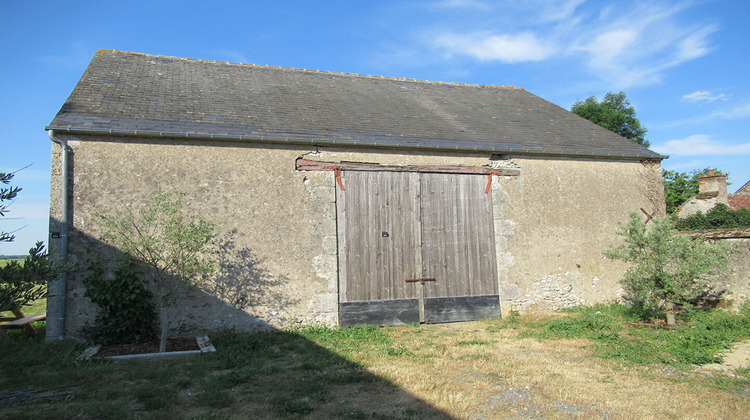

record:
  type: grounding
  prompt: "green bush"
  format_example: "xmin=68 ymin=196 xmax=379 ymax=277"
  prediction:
xmin=534 ymin=303 xmax=750 ymax=367
xmin=669 ymin=306 xmax=750 ymax=364
xmin=0 ymin=242 xmax=63 ymax=311
xmin=84 ymin=258 xmax=157 ymax=345
xmin=605 ymin=213 xmax=732 ymax=325
xmin=675 ymin=204 xmax=750 ymax=230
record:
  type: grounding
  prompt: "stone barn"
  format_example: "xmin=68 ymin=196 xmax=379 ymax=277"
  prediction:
xmin=46 ymin=50 xmax=666 ymax=341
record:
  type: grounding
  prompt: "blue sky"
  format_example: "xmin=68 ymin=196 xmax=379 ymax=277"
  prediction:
xmin=1 ymin=0 xmax=749 ymax=255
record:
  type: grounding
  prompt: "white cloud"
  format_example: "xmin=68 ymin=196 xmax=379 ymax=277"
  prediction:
xmin=583 ymin=29 xmax=639 ymax=69
xmin=652 ymin=134 xmax=750 ymax=156
xmin=710 ymin=103 xmax=750 ymax=120
xmin=420 ymin=1 xmax=717 ymax=88
xmin=432 ymin=32 xmax=552 ymax=63
xmin=572 ymin=4 xmax=717 ymax=88
xmin=683 ymin=91 xmax=727 ymax=103
xmin=676 ymin=28 xmax=715 ymax=61
xmin=537 ymin=0 xmax=587 ymax=22
xmin=663 ymin=102 xmax=750 ymax=127
xmin=433 ymin=0 xmax=585 ymax=21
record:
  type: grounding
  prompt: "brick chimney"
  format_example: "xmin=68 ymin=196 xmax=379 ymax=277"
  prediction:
xmin=697 ymin=170 xmax=728 ymax=203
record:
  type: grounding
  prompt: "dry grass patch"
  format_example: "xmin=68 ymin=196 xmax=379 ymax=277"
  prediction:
xmin=361 ymin=317 xmax=749 ymax=419
xmin=1 ymin=305 xmax=748 ymax=419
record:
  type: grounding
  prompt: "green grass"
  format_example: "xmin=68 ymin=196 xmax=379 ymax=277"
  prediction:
xmin=1 ymin=304 xmax=749 ymax=418
xmin=20 ymin=298 xmax=46 ymax=316
xmin=1 ymin=298 xmax=46 ymax=330
xmin=1 ymin=326 xmax=439 ymax=419
xmin=0 ymin=258 xmax=24 ymax=268
xmin=1 ymin=259 xmax=46 ymax=317
xmin=503 ymin=302 xmax=750 ymax=367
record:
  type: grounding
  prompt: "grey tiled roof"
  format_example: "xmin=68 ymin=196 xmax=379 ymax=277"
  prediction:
xmin=48 ymin=50 xmax=664 ymax=160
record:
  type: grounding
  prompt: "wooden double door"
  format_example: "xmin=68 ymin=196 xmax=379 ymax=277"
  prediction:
xmin=336 ymin=170 xmax=500 ymax=326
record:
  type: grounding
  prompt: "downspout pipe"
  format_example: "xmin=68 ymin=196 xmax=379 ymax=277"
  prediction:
xmin=48 ymin=129 xmax=70 ymax=341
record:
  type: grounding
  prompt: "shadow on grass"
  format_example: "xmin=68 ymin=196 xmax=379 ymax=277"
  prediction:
xmin=0 ymin=325 xmax=455 ymax=419
xmin=36 ymin=178 xmax=455 ymax=417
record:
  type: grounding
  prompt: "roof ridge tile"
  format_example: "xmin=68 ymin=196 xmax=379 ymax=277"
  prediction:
xmin=97 ymin=49 xmax=525 ymax=90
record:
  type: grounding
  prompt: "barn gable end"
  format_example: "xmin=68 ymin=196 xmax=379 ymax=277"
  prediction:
xmin=46 ymin=50 xmax=666 ymax=341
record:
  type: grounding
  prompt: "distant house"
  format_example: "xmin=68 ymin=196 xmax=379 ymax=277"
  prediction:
xmin=736 ymin=180 xmax=750 ymax=196
xmin=674 ymin=170 xmax=750 ymax=217
xmin=674 ymin=171 xmax=750 ymax=310
xmin=46 ymin=50 xmax=666 ymax=341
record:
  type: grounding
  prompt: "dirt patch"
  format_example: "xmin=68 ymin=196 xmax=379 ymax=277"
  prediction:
xmin=96 ymin=337 xmax=199 ymax=356
xmin=697 ymin=339 xmax=750 ymax=375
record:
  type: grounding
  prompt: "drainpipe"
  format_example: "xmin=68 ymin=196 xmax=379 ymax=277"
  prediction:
xmin=48 ymin=129 xmax=70 ymax=341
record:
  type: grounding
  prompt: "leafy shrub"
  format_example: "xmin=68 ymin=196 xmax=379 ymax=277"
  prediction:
xmin=0 ymin=242 xmax=63 ymax=311
xmin=667 ymin=307 xmax=750 ymax=364
xmin=534 ymin=303 xmax=750 ymax=367
xmin=605 ymin=213 xmax=732 ymax=325
xmin=97 ymin=189 xmax=219 ymax=352
xmin=84 ymin=258 xmax=157 ymax=345
xmin=675 ymin=204 xmax=750 ymax=230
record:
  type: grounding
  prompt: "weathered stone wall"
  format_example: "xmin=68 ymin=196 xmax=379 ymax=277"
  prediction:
xmin=47 ymin=135 xmax=665 ymax=341
xmin=676 ymin=195 xmax=723 ymax=218
xmin=682 ymin=229 xmax=750 ymax=308
xmin=496 ymin=156 xmax=665 ymax=313
xmin=724 ymin=238 xmax=750 ymax=307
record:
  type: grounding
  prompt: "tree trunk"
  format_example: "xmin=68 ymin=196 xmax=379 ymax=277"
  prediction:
xmin=158 ymin=304 xmax=168 ymax=353
xmin=665 ymin=301 xmax=676 ymax=326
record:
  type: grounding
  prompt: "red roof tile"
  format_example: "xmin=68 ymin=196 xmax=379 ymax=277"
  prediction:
xmin=728 ymin=194 xmax=750 ymax=210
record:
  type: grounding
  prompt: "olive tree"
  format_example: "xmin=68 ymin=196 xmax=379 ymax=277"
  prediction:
xmin=1 ymin=171 xmax=22 ymax=243
xmin=98 ymin=190 xmax=219 ymax=352
xmin=605 ymin=213 xmax=732 ymax=325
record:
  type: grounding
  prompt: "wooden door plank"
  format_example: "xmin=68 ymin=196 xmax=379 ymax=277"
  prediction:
xmin=339 ymin=299 xmax=420 ymax=327
xmin=336 ymin=171 xmax=349 ymax=302
xmin=424 ymin=295 xmax=501 ymax=324
xmin=337 ymin=170 xmax=500 ymax=326
xmin=339 ymin=171 xmax=421 ymax=302
xmin=420 ymin=173 xmax=498 ymax=299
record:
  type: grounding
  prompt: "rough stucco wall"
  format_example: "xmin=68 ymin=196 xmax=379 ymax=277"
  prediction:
xmin=48 ymin=135 xmax=339 ymax=340
xmin=47 ymin=142 xmax=65 ymax=340
xmin=497 ymin=156 xmax=665 ymax=313
xmin=47 ymin=136 xmax=665 ymax=341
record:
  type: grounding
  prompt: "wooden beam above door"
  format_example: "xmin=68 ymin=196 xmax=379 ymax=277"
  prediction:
xmin=296 ymin=158 xmax=520 ymax=176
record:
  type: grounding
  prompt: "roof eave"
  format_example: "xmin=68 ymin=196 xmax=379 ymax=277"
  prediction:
xmin=45 ymin=125 xmax=668 ymax=162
